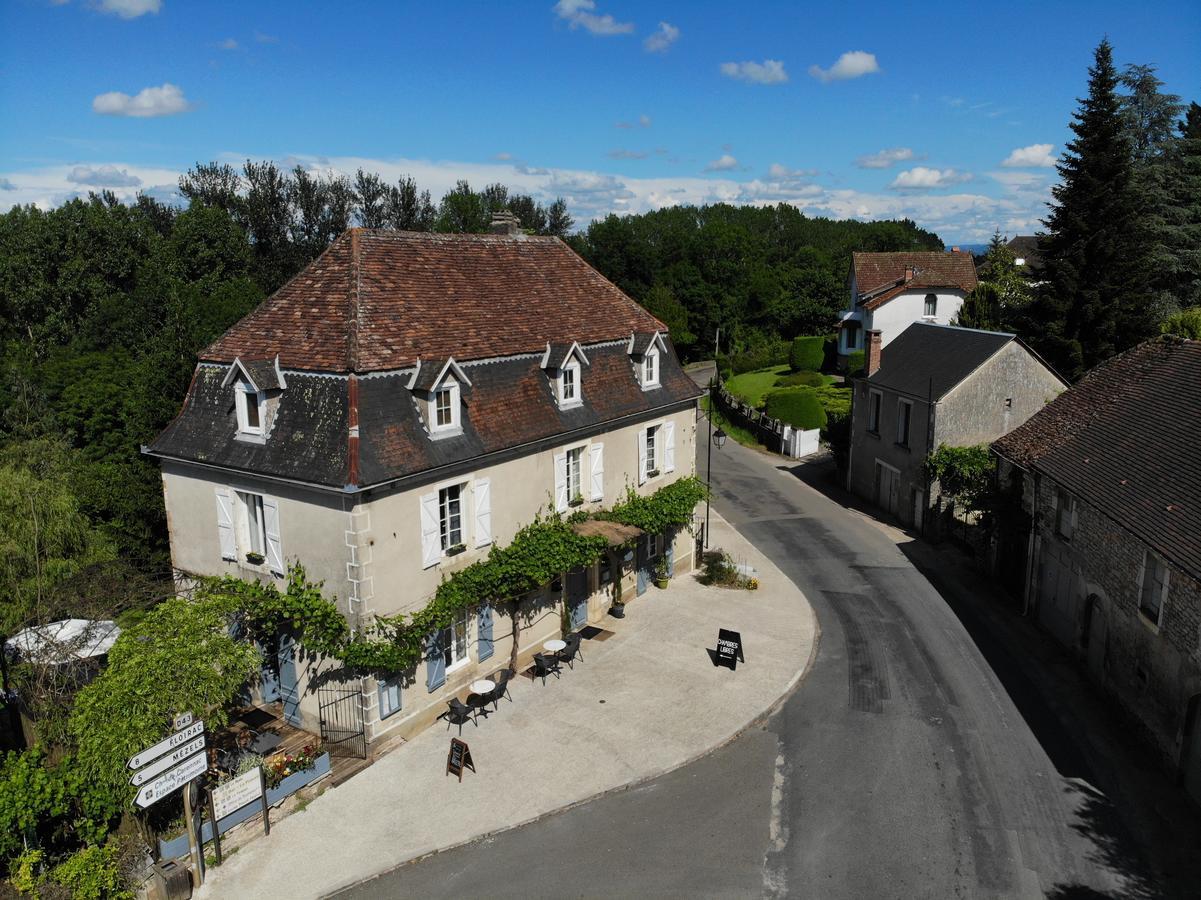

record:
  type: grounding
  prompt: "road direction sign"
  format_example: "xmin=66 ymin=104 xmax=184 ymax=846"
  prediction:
xmin=127 ymin=721 xmax=204 ymax=770
xmin=133 ymin=753 xmax=208 ymax=809
xmin=130 ymin=736 xmax=206 ymax=786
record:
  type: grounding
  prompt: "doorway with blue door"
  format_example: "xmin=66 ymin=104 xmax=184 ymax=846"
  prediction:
xmin=566 ymin=568 xmax=589 ymax=630
xmin=278 ymin=633 xmax=302 ymax=727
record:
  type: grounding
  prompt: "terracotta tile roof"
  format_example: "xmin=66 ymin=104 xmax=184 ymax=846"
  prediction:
xmin=201 ymin=229 xmax=666 ymax=373
xmin=852 ymin=251 xmax=978 ymax=311
xmin=992 ymin=337 xmax=1201 ymax=581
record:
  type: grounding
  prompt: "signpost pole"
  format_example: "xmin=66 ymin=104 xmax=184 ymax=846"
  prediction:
xmin=206 ymin=787 xmax=222 ymax=866
xmin=259 ymin=766 xmax=270 ymax=836
xmin=183 ymin=779 xmax=204 ymax=886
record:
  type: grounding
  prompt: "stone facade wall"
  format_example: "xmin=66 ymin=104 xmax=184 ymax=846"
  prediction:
xmin=846 ymin=379 xmax=932 ymax=528
xmin=1027 ymin=472 xmax=1201 ymax=769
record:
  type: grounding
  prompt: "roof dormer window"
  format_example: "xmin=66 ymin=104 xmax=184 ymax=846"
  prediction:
xmin=542 ymin=341 xmax=589 ymax=409
xmin=643 ymin=349 xmax=659 ymax=387
xmin=629 ymin=331 xmax=667 ymax=390
xmin=434 ymin=381 xmax=459 ymax=431
xmin=559 ymin=360 xmax=580 ymax=405
xmin=412 ymin=357 xmax=471 ymax=438
xmin=222 ymin=355 xmax=285 ymax=442
xmin=237 ymin=383 xmax=265 ymax=435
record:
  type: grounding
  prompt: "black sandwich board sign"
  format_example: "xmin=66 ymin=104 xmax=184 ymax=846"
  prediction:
xmin=447 ymin=738 xmax=475 ymax=782
xmin=715 ymin=628 xmax=745 ymax=671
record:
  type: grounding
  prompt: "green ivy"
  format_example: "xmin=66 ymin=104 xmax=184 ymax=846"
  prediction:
xmin=925 ymin=444 xmax=995 ymax=512
xmin=223 ymin=476 xmax=708 ymax=675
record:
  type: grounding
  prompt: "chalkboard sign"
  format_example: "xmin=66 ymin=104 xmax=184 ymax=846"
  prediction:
xmin=446 ymin=738 xmax=476 ymax=782
xmin=715 ymin=628 xmax=745 ymax=671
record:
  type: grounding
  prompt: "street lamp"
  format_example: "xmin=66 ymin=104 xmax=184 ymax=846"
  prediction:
xmin=704 ymin=378 xmax=727 ymax=549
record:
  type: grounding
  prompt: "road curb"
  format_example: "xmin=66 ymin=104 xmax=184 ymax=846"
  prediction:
xmin=328 ymin=582 xmax=822 ymax=897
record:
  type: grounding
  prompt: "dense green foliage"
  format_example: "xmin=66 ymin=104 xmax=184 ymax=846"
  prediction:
xmin=46 ymin=841 xmax=132 ymax=900
xmin=764 ymin=389 xmax=827 ymax=430
xmin=574 ymin=204 xmax=942 ymax=358
xmin=957 ymin=232 xmax=1034 ymax=332
xmin=775 ymin=371 xmax=827 ymax=388
xmin=0 ymin=747 xmax=69 ymax=863
xmin=925 ymin=444 xmax=995 ymax=513
xmin=847 ymin=350 xmax=866 ymax=375
xmin=788 ymin=335 xmax=829 ymax=372
xmin=1160 ymin=306 xmax=1201 ymax=339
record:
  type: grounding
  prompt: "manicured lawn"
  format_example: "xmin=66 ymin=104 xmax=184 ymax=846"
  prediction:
xmin=701 ymin=396 xmax=762 ymax=449
xmin=724 ymin=365 xmax=791 ymax=407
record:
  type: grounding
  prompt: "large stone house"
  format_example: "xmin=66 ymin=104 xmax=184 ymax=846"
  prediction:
xmin=846 ymin=322 xmax=1065 ymax=531
xmin=992 ymin=337 xmax=1201 ymax=805
xmin=837 ymin=250 xmax=978 ymax=364
xmin=146 ymin=219 xmax=702 ymax=747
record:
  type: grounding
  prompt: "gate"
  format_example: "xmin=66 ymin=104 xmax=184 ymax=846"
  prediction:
xmin=318 ymin=686 xmax=366 ymax=760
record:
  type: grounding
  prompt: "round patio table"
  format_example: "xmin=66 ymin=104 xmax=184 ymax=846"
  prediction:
xmin=470 ymin=679 xmax=495 ymax=695
xmin=468 ymin=680 xmax=496 ymax=719
xmin=543 ymin=639 xmax=566 ymax=653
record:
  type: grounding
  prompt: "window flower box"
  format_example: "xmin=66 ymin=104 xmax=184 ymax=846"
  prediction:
xmin=446 ymin=543 xmax=466 ymax=557
xmin=157 ymin=752 xmax=331 ymax=859
xmin=568 ymin=495 xmax=585 ymax=508
xmin=646 ymin=469 xmax=660 ymax=479
xmin=245 ymin=551 xmax=266 ymax=565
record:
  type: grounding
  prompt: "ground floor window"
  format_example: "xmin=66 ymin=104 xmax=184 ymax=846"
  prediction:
xmin=444 ymin=608 xmax=470 ymax=672
xmin=377 ymin=675 xmax=402 ymax=719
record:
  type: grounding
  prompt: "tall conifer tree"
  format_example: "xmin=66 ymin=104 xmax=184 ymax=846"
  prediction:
xmin=1032 ymin=39 xmax=1158 ymax=379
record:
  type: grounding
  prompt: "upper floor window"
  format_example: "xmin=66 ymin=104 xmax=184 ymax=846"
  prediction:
xmin=566 ymin=446 xmax=584 ymax=503
xmin=431 ymin=379 xmax=461 ymax=433
xmin=559 ymin=361 xmax=581 ymax=406
xmin=236 ymin=383 xmax=265 ymax=436
xmin=643 ymin=350 xmax=659 ymax=387
xmin=867 ymin=390 xmax=882 ymax=434
xmin=645 ymin=425 xmax=659 ymax=476
xmin=1055 ymin=489 xmax=1076 ymax=540
xmin=924 ymin=294 xmax=937 ymax=317
xmin=896 ymin=399 xmax=912 ymax=447
xmin=1138 ymin=551 xmax=1169 ymax=627
xmin=439 ymin=484 xmax=464 ymax=551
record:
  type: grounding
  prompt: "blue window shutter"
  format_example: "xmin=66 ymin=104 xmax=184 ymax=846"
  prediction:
xmin=425 ymin=630 xmax=446 ymax=692
xmin=666 ymin=530 xmax=674 ymax=577
xmin=478 ymin=605 xmax=494 ymax=662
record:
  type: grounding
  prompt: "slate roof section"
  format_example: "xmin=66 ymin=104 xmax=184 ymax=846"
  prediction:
xmin=237 ymin=357 xmax=285 ymax=391
xmin=149 ymin=341 xmax=700 ymax=490
xmin=1005 ymin=235 xmax=1044 ymax=275
xmin=201 ymin=229 xmax=666 ymax=373
xmin=993 ymin=337 xmax=1201 ymax=581
xmin=151 ymin=369 xmax=350 ymax=486
xmin=866 ymin=322 xmax=1017 ymax=400
xmin=852 ymin=251 xmax=978 ymax=311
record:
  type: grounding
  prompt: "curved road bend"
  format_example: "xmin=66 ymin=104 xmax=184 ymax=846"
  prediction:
xmin=337 ymin=410 xmax=1153 ymax=898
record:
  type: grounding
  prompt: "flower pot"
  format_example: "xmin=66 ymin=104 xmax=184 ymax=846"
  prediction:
xmin=245 ymin=552 xmax=265 ymax=565
xmin=654 ymin=578 xmax=669 ymax=590
xmin=609 ymin=603 xmax=626 ymax=619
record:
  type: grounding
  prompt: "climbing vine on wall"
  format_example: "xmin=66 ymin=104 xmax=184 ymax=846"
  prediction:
xmin=217 ymin=476 xmax=708 ymax=674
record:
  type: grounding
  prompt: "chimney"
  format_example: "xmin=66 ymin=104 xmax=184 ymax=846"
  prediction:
xmin=904 ymin=266 xmax=915 ymax=283
xmin=951 ymin=245 xmax=961 ymax=253
xmin=865 ymin=330 xmax=883 ymax=377
xmin=489 ymin=210 xmax=522 ymax=236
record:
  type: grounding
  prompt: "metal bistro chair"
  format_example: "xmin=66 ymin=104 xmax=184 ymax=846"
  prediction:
xmin=467 ymin=691 xmax=492 ymax=721
xmin=445 ymin=697 xmax=477 ymax=736
xmin=532 ymin=653 xmax=561 ymax=685
xmin=489 ymin=669 xmax=514 ymax=710
xmin=557 ymin=635 xmax=583 ymax=670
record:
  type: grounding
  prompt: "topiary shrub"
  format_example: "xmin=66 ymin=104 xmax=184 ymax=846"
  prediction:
xmin=764 ymin=388 xmax=827 ymax=430
xmin=775 ymin=371 xmax=826 ymax=388
xmin=788 ymin=336 xmax=826 ymax=372
xmin=727 ymin=340 xmax=790 ymax=374
xmin=847 ymin=349 xmax=866 ymax=375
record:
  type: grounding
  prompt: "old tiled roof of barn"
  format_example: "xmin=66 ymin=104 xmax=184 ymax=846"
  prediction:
xmin=149 ymin=228 xmax=700 ymax=490
xmin=993 ymin=337 xmax=1201 ymax=581
xmin=852 ymin=251 xmax=978 ymax=310
xmin=201 ymin=229 xmax=667 ymax=372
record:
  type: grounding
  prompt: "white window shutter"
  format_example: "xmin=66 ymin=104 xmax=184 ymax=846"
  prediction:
xmin=262 ymin=497 xmax=284 ymax=576
xmin=637 ymin=428 xmax=648 ymax=485
xmin=554 ymin=452 xmax=568 ymax=513
xmin=664 ymin=421 xmax=676 ymax=473
xmin=420 ymin=491 xmax=440 ymax=569
xmin=215 ymin=488 xmax=236 ymax=561
xmin=589 ymin=442 xmax=604 ymax=502
xmin=474 ymin=478 xmax=492 ymax=547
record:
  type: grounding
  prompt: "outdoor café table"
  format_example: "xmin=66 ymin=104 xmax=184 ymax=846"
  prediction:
xmin=469 ymin=680 xmax=496 ymax=719
xmin=543 ymin=639 xmax=566 ymax=653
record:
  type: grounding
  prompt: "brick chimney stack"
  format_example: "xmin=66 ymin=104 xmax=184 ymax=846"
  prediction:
xmin=489 ymin=210 xmax=522 ymax=235
xmin=904 ymin=266 xmax=915 ymax=283
xmin=865 ymin=329 xmax=883 ymax=376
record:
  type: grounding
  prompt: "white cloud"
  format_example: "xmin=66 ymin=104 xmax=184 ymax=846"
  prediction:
xmin=616 ymin=114 xmax=652 ymax=129
xmin=493 ymin=152 xmax=513 ymax=161
xmin=0 ymin=178 xmax=15 ymax=191
xmin=1001 ymin=143 xmax=1056 ymax=168
xmin=719 ymin=60 xmax=788 ymax=85
xmin=219 ymin=37 xmax=239 ymax=50
xmin=808 ymin=50 xmax=880 ymax=84
xmin=890 ymin=167 xmax=971 ymax=190
xmin=768 ymin=163 xmax=818 ymax=179
xmin=92 ymin=83 xmax=192 ymax=118
xmin=97 ymin=0 xmax=160 ymax=18
xmin=705 ymin=154 xmax=739 ymax=172
xmin=553 ymin=0 xmax=633 ymax=36
xmin=609 ymin=149 xmax=648 ymax=160
xmin=644 ymin=21 xmax=679 ymax=53
xmin=856 ymin=147 xmax=915 ymax=169
xmin=66 ymin=164 xmax=142 ymax=187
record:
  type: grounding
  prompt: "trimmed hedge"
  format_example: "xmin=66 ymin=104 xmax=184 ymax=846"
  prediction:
xmin=847 ymin=349 xmax=866 ymax=375
xmin=725 ymin=340 xmax=791 ymax=375
xmin=789 ymin=336 xmax=826 ymax=372
xmin=764 ymin=388 xmax=827 ymax=430
xmin=775 ymin=371 xmax=826 ymax=388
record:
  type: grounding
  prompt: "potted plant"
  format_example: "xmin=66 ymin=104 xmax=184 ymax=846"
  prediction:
xmin=245 ymin=551 xmax=265 ymax=565
xmin=608 ymin=552 xmax=625 ymax=618
xmin=446 ymin=543 xmax=466 ymax=557
xmin=653 ymin=556 xmax=670 ymax=590
xmin=568 ymin=492 xmax=585 ymax=508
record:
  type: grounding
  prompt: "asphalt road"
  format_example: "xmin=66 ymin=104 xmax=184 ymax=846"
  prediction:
xmin=336 ymin=408 xmax=1152 ymax=898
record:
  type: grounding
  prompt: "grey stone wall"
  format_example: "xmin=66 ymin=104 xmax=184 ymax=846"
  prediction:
xmin=1028 ymin=474 xmax=1201 ymax=768
xmin=936 ymin=343 xmax=1065 ymax=448
xmin=846 ymin=379 xmax=931 ymax=527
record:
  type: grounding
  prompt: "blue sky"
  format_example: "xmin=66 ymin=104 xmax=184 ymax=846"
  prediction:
xmin=1 ymin=0 xmax=1198 ymax=243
